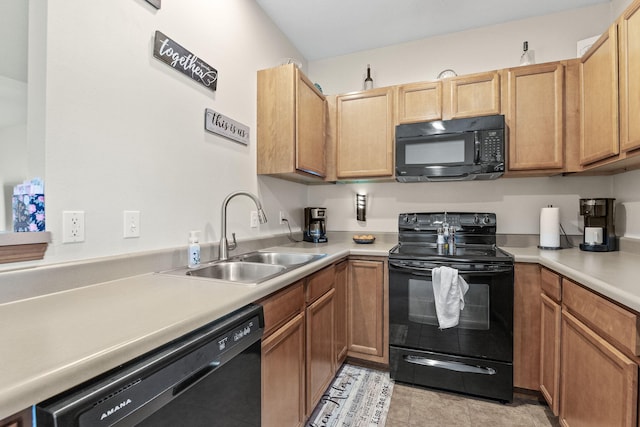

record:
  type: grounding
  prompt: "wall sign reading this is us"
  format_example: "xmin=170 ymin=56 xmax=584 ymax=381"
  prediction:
xmin=153 ymin=31 xmax=218 ymax=92
xmin=205 ymin=109 xmax=250 ymax=146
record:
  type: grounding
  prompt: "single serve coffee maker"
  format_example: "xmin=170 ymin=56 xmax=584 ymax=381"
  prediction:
xmin=579 ymin=198 xmax=617 ymax=252
xmin=304 ymin=207 xmax=327 ymax=243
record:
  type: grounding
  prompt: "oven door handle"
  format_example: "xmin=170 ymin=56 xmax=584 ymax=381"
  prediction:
xmin=389 ymin=260 xmax=434 ymax=275
xmin=404 ymin=355 xmax=496 ymax=375
xmin=389 ymin=260 xmax=513 ymax=275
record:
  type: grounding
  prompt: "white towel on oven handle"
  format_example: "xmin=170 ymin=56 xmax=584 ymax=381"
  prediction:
xmin=432 ymin=266 xmax=470 ymax=329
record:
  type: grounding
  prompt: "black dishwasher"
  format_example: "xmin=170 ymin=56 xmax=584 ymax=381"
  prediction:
xmin=36 ymin=304 xmax=263 ymax=427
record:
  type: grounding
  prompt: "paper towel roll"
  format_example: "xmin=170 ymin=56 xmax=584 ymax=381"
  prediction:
xmin=539 ymin=207 xmax=560 ymax=248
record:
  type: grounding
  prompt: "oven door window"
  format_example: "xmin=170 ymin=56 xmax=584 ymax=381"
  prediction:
xmin=408 ymin=278 xmax=489 ymax=330
xmin=390 ymin=266 xmax=513 ymax=362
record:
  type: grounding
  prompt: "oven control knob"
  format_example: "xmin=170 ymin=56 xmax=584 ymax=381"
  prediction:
xmin=473 ymin=215 xmax=480 ymax=224
xmin=482 ymin=215 xmax=491 ymax=224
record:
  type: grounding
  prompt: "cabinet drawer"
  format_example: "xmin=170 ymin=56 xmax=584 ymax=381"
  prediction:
xmin=306 ymin=265 xmax=335 ymax=304
xmin=260 ymin=280 xmax=304 ymax=337
xmin=563 ymin=278 xmax=640 ymax=355
xmin=540 ymin=267 xmax=562 ymax=302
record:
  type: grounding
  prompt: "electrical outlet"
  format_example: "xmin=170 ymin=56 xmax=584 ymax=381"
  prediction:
xmin=279 ymin=211 xmax=287 ymax=224
xmin=250 ymin=211 xmax=259 ymax=228
xmin=62 ymin=211 xmax=85 ymax=243
xmin=123 ymin=211 xmax=140 ymax=238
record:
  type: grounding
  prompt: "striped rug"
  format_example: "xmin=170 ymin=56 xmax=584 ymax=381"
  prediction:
xmin=306 ymin=364 xmax=394 ymax=427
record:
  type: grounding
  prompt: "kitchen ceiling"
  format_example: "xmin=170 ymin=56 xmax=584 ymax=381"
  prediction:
xmin=255 ymin=0 xmax=611 ymax=61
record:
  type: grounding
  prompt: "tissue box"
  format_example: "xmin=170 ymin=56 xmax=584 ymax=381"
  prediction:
xmin=13 ymin=193 xmax=45 ymax=232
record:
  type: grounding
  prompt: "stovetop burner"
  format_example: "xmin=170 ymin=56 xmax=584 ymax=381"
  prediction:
xmin=390 ymin=212 xmax=512 ymax=264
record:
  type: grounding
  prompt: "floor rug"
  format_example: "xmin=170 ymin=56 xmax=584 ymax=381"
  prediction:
xmin=306 ymin=364 xmax=394 ymax=427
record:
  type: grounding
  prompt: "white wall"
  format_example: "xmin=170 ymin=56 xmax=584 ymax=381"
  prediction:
xmin=308 ymin=3 xmax=613 ymax=95
xmin=306 ymin=3 xmax=628 ymax=237
xmin=613 ymin=170 xmax=640 ymax=238
xmin=39 ymin=0 xmax=308 ymax=264
xmin=0 ymin=0 xmax=29 ymax=231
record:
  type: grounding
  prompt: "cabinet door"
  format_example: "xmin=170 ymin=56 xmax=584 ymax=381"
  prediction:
xmin=334 ymin=260 xmax=348 ymax=365
xmin=619 ymin=0 xmax=640 ymax=153
xmin=506 ymin=63 xmax=564 ymax=171
xmin=580 ymin=25 xmax=620 ymax=165
xmin=540 ymin=293 xmax=561 ymax=416
xmin=560 ymin=311 xmax=638 ymax=427
xmin=347 ymin=258 xmax=388 ymax=364
xmin=395 ymin=81 xmax=442 ymax=124
xmin=0 ymin=408 xmax=31 ymax=427
xmin=262 ymin=313 xmax=306 ymax=427
xmin=443 ymin=71 xmax=501 ymax=120
xmin=336 ymin=88 xmax=394 ymax=178
xmin=306 ymin=288 xmax=336 ymax=415
xmin=296 ymin=70 xmax=326 ymax=177
xmin=513 ymin=263 xmax=541 ymax=390
xmin=257 ymin=64 xmax=326 ymax=182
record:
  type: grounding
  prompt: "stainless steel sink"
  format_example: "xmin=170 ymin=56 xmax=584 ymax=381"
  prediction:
xmin=187 ymin=261 xmax=286 ymax=283
xmin=160 ymin=250 xmax=327 ymax=285
xmin=236 ymin=251 xmax=324 ymax=266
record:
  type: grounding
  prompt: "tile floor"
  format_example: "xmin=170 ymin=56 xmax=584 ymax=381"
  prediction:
xmin=386 ymin=384 xmax=561 ymax=427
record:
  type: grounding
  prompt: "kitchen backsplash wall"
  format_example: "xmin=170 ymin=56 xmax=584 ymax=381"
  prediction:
xmin=306 ymin=175 xmax=613 ymax=237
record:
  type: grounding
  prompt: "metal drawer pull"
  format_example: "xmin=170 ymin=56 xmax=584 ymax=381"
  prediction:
xmin=404 ymin=355 xmax=496 ymax=375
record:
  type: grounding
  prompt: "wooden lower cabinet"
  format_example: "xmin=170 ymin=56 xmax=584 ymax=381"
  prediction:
xmin=334 ymin=260 xmax=348 ymax=365
xmin=513 ymin=263 xmax=541 ymax=390
xmin=560 ymin=311 xmax=638 ymax=427
xmin=347 ymin=257 xmax=388 ymax=364
xmin=0 ymin=408 xmax=31 ymax=427
xmin=540 ymin=293 xmax=561 ymax=416
xmin=306 ymin=288 xmax=336 ymax=415
xmin=262 ymin=313 xmax=306 ymax=427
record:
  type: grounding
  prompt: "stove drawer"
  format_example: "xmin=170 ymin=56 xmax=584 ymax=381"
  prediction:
xmin=390 ymin=346 xmax=513 ymax=402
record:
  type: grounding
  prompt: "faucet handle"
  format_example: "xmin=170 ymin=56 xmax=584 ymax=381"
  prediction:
xmin=227 ymin=232 xmax=237 ymax=251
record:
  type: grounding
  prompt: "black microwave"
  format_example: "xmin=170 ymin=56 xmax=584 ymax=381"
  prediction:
xmin=395 ymin=114 xmax=505 ymax=182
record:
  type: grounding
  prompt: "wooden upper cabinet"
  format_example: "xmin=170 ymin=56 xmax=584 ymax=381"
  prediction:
xmin=443 ymin=71 xmax=501 ymax=120
xmin=257 ymin=64 xmax=326 ymax=181
xmin=580 ymin=25 xmax=620 ymax=166
xmin=619 ymin=0 xmax=640 ymax=153
xmin=395 ymin=81 xmax=442 ymax=124
xmin=505 ymin=62 xmax=564 ymax=172
xmin=335 ymin=87 xmax=395 ymax=179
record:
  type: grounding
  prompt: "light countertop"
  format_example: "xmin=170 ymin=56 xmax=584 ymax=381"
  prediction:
xmin=2 ymin=235 xmax=640 ymax=419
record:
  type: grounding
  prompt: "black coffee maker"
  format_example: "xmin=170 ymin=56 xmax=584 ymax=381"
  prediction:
xmin=579 ymin=198 xmax=617 ymax=252
xmin=303 ymin=207 xmax=327 ymax=243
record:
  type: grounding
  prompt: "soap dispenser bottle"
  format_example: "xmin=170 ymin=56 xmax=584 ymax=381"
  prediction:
xmin=188 ymin=231 xmax=201 ymax=268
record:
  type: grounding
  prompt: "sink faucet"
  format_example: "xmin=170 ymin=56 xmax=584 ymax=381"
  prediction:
xmin=219 ymin=191 xmax=267 ymax=260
